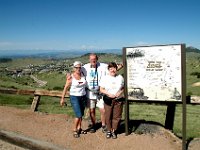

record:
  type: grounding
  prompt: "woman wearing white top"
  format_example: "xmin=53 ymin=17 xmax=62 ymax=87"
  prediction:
xmin=100 ymin=62 xmax=124 ymax=139
xmin=60 ymin=61 xmax=87 ymax=138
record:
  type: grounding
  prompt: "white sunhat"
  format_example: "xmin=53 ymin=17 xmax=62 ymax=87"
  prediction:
xmin=73 ymin=61 xmax=82 ymax=67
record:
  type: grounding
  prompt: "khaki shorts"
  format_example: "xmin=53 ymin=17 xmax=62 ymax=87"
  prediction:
xmin=87 ymin=97 xmax=104 ymax=109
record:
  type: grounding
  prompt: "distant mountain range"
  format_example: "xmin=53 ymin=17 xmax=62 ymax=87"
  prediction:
xmin=185 ymin=46 xmax=200 ymax=53
xmin=0 ymin=47 xmax=199 ymax=58
xmin=0 ymin=49 xmax=122 ymax=58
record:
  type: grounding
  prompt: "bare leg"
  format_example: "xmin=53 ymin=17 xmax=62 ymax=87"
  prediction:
xmin=99 ymin=107 xmax=106 ymax=126
xmin=89 ymin=108 xmax=96 ymax=133
xmin=77 ymin=117 xmax=82 ymax=130
xmin=84 ymin=108 xmax=90 ymax=119
xmin=74 ymin=118 xmax=80 ymax=131
xmin=90 ymin=108 xmax=96 ymax=125
xmin=73 ymin=118 xmax=81 ymax=138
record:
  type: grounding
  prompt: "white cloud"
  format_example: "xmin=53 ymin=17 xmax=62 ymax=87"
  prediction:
xmin=135 ymin=41 xmax=149 ymax=46
xmin=80 ymin=44 xmax=98 ymax=50
xmin=0 ymin=42 xmax=13 ymax=46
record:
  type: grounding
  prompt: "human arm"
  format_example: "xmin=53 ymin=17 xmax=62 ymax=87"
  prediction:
xmin=66 ymin=72 xmax=72 ymax=80
xmin=100 ymin=87 xmax=116 ymax=98
xmin=60 ymin=76 xmax=72 ymax=106
xmin=117 ymin=63 xmax=123 ymax=71
xmin=115 ymin=87 xmax=124 ymax=98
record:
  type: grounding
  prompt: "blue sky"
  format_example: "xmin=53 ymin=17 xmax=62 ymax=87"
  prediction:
xmin=0 ymin=0 xmax=200 ymax=51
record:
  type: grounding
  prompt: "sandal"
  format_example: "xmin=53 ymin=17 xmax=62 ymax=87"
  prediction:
xmin=73 ymin=130 xmax=80 ymax=138
xmin=111 ymin=131 xmax=117 ymax=139
xmin=102 ymin=125 xmax=107 ymax=133
xmin=106 ymin=131 xmax=111 ymax=139
xmin=78 ymin=128 xmax=87 ymax=134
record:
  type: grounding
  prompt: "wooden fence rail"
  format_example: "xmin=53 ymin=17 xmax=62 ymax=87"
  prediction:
xmin=0 ymin=88 xmax=69 ymax=112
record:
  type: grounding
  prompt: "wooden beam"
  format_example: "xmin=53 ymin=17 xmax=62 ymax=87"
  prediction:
xmin=0 ymin=88 xmax=35 ymax=95
xmin=0 ymin=88 xmax=69 ymax=98
xmin=31 ymin=95 xmax=41 ymax=112
xmin=0 ymin=88 xmax=18 ymax=94
xmin=17 ymin=89 xmax=35 ymax=95
xmin=34 ymin=89 xmax=69 ymax=97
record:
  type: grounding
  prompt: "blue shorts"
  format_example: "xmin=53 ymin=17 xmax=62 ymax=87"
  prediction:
xmin=70 ymin=95 xmax=86 ymax=118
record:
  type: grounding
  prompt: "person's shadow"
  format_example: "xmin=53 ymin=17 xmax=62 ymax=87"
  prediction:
xmin=117 ymin=119 xmax=164 ymax=135
xmin=91 ymin=119 xmax=194 ymax=150
xmin=91 ymin=119 xmax=164 ymax=135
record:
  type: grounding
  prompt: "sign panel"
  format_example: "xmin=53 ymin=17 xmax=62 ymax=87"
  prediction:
xmin=124 ymin=44 xmax=184 ymax=101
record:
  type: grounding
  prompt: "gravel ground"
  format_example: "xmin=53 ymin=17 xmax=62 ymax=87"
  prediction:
xmin=0 ymin=106 xmax=183 ymax=150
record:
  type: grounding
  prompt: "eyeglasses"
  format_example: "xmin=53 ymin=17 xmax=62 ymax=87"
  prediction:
xmin=74 ymin=67 xmax=81 ymax=69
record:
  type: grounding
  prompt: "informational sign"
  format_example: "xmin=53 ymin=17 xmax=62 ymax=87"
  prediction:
xmin=123 ymin=44 xmax=185 ymax=101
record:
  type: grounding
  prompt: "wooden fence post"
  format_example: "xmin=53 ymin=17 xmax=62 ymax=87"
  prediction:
xmin=165 ymin=103 xmax=176 ymax=130
xmin=31 ymin=95 xmax=41 ymax=112
xmin=125 ymin=99 xmax=130 ymax=135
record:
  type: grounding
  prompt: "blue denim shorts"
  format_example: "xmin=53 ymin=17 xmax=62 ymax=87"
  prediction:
xmin=70 ymin=95 xmax=86 ymax=118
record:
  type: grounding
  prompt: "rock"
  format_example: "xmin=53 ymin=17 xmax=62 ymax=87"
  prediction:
xmin=188 ymin=138 xmax=200 ymax=150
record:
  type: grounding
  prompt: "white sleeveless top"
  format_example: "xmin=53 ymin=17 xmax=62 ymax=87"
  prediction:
xmin=69 ymin=74 xmax=87 ymax=96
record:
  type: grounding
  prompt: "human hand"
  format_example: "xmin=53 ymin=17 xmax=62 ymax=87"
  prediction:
xmin=115 ymin=89 xmax=124 ymax=98
xmin=107 ymin=93 xmax=116 ymax=99
xmin=65 ymin=91 xmax=70 ymax=96
xmin=115 ymin=92 xmax=121 ymax=98
xmin=60 ymin=98 xmax=65 ymax=106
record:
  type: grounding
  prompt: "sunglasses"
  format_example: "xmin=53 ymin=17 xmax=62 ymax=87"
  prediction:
xmin=74 ymin=67 xmax=81 ymax=69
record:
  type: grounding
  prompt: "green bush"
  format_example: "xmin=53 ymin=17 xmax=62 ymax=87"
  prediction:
xmin=0 ymin=58 xmax=12 ymax=63
xmin=190 ymin=72 xmax=200 ymax=76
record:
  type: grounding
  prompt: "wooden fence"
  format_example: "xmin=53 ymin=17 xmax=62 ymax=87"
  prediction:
xmin=0 ymin=88 xmax=69 ymax=112
xmin=0 ymin=87 xmax=200 ymax=131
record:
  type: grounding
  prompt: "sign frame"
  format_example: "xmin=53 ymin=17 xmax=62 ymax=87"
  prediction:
xmin=123 ymin=44 xmax=186 ymax=102
xmin=123 ymin=44 xmax=186 ymax=150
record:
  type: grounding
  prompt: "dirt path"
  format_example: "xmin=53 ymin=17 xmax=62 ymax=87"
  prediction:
xmin=30 ymin=75 xmax=47 ymax=87
xmin=0 ymin=106 xmax=182 ymax=150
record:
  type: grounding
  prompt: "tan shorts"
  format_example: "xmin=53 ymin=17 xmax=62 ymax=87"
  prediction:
xmin=87 ymin=97 xmax=104 ymax=109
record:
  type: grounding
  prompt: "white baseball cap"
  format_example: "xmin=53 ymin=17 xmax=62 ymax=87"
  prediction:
xmin=73 ymin=61 xmax=82 ymax=67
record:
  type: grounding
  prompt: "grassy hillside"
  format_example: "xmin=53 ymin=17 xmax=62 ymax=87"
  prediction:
xmin=0 ymin=51 xmax=200 ymax=139
xmin=0 ymin=53 xmax=123 ymax=90
xmin=0 ymin=58 xmax=53 ymax=68
xmin=186 ymin=52 xmax=200 ymax=95
xmin=1 ymin=51 xmax=200 ymax=95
